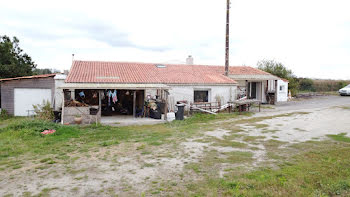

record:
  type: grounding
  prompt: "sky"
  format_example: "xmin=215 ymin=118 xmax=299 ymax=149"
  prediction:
xmin=1 ymin=0 xmax=349 ymax=79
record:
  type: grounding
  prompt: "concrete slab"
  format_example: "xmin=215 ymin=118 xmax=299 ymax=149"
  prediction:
xmin=101 ymin=115 xmax=166 ymax=127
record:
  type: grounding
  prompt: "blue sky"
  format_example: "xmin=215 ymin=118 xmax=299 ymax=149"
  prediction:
xmin=1 ymin=0 xmax=349 ymax=79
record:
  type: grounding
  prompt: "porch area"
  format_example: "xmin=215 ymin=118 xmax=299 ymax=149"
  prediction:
xmin=58 ymin=83 xmax=170 ymax=125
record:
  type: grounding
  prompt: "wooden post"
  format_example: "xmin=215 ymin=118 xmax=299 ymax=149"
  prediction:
xmin=61 ymin=90 xmax=65 ymax=125
xmin=261 ymin=82 xmax=263 ymax=102
xmin=133 ymin=90 xmax=136 ymax=118
xmin=246 ymin=81 xmax=250 ymax=99
xmin=164 ymin=90 xmax=168 ymax=120
xmin=274 ymin=80 xmax=278 ymax=104
xmin=98 ymin=90 xmax=102 ymax=125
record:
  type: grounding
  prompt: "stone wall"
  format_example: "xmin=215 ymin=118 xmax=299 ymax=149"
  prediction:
xmin=63 ymin=106 xmax=101 ymax=125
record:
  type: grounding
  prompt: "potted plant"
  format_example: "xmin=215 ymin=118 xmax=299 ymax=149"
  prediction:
xmin=74 ymin=114 xmax=83 ymax=124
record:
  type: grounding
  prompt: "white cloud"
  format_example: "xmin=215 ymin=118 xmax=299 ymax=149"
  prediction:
xmin=1 ymin=0 xmax=349 ymax=79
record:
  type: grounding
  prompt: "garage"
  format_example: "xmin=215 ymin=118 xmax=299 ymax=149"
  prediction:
xmin=0 ymin=74 xmax=56 ymax=116
xmin=14 ymin=88 xmax=52 ymax=116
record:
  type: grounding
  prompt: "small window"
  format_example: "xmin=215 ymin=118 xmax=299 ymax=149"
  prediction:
xmin=280 ymin=85 xmax=285 ymax=92
xmin=194 ymin=91 xmax=209 ymax=102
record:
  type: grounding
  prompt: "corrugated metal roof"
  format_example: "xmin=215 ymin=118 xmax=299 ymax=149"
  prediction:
xmin=0 ymin=74 xmax=57 ymax=82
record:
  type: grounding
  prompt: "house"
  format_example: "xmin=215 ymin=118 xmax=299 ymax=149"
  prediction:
xmin=0 ymin=74 xmax=58 ymax=116
xmin=0 ymin=59 xmax=288 ymax=120
xmin=59 ymin=61 xmax=238 ymax=124
xmin=58 ymin=60 xmax=285 ymax=124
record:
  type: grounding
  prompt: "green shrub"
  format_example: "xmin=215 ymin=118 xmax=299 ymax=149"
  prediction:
xmin=0 ymin=109 xmax=9 ymax=120
xmin=33 ymin=100 xmax=54 ymax=121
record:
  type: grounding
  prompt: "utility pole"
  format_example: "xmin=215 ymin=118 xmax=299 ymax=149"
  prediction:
xmin=225 ymin=0 xmax=230 ymax=76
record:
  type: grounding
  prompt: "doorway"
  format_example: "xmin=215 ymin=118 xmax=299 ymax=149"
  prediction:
xmin=101 ymin=90 xmax=144 ymax=116
xmin=251 ymin=82 xmax=257 ymax=99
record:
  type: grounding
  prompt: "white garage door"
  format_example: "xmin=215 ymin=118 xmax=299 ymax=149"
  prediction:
xmin=14 ymin=88 xmax=52 ymax=116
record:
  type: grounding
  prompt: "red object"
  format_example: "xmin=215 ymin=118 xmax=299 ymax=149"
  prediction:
xmin=41 ymin=129 xmax=56 ymax=135
xmin=65 ymin=61 xmax=272 ymax=84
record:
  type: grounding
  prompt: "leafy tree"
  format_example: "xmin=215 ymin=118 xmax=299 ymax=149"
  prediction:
xmin=257 ymin=60 xmax=293 ymax=79
xmin=33 ymin=68 xmax=53 ymax=75
xmin=0 ymin=35 xmax=36 ymax=78
xmin=257 ymin=60 xmax=299 ymax=95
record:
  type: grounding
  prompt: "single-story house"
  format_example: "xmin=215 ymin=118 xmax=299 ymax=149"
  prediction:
xmin=60 ymin=61 xmax=238 ymax=124
xmin=58 ymin=60 xmax=286 ymax=124
xmin=0 ymin=59 xmax=288 ymax=120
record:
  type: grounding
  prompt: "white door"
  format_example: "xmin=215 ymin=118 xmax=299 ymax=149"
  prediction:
xmin=14 ymin=88 xmax=52 ymax=116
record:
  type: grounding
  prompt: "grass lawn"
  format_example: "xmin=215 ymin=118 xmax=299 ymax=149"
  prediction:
xmin=1 ymin=111 xmax=350 ymax=196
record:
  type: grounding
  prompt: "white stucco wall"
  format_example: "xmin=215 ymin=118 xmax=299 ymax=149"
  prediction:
xmin=277 ymin=80 xmax=289 ymax=102
xmin=167 ymin=85 xmax=237 ymax=110
xmin=54 ymin=74 xmax=67 ymax=111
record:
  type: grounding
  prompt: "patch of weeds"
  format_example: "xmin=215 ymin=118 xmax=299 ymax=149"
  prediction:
xmin=261 ymin=129 xmax=279 ymax=134
xmin=35 ymin=165 xmax=50 ymax=170
xmin=252 ymin=123 xmax=269 ymax=129
xmin=249 ymin=146 xmax=260 ymax=151
xmin=141 ymin=151 xmax=152 ymax=155
xmin=1 ymin=160 xmax=23 ymax=170
xmin=136 ymin=144 xmax=146 ymax=150
xmin=99 ymin=140 xmax=119 ymax=147
xmin=71 ymin=187 xmax=80 ymax=193
xmin=267 ymin=152 xmax=285 ymax=160
xmin=185 ymin=163 xmax=201 ymax=174
xmin=142 ymin=162 xmax=155 ymax=168
xmin=66 ymin=168 xmax=87 ymax=175
xmin=74 ymin=175 xmax=88 ymax=180
xmin=263 ymin=139 xmax=287 ymax=149
xmin=242 ymin=135 xmax=266 ymax=142
xmin=40 ymin=157 xmax=56 ymax=164
xmin=294 ymin=128 xmax=307 ymax=132
xmin=37 ymin=187 xmax=59 ymax=196
xmin=12 ymin=164 xmax=22 ymax=169
xmin=22 ymin=192 xmax=32 ymax=197
xmin=212 ymin=139 xmax=247 ymax=148
xmin=327 ymin=133 xmax=350 ymax=143
xmin=223 ymin=151 xmax=254 ymax=164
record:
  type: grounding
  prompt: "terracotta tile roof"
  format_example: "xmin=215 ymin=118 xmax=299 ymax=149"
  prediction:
xmin=66 ymin=61 xmax=274 ymax=84
xmin=0 ymin=73 xmax=57 ymax=82
xmin=281 ymin=78 xmax=289 ymax=82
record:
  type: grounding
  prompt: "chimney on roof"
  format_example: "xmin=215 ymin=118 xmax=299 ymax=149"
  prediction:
xmin=186 ymin=55 xmax=194 ymax=65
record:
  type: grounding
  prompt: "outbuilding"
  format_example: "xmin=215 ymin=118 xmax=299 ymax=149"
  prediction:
xmin=0 ymin=74 xmax=57 ymax=116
